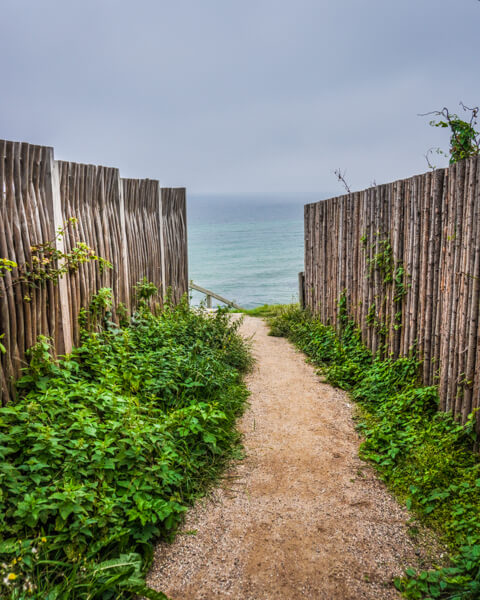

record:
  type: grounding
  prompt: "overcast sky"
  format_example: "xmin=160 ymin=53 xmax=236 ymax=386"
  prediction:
xmin=1 ymin=0 xmax=479 ymax=195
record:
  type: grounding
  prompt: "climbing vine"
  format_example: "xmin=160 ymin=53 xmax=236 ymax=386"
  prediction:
xmin=421 ymin=102 xmax=480 ymax=167
xmin=364 ymin=236 xmax=394 ymax=284
xmin=24 ymin=217 xmax=111 ymax=284
xmin=393 ymin=264 xmax=408 ymax=303
xmin=0 ymin=217 xmax=111 ymax=298
xmin=0 ymin=217 xmax=112 ymax=353
xmin=360 ymin=232 xmax=409 ymax=338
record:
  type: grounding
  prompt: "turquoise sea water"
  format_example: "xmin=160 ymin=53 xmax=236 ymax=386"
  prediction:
xmin=187 ymin=193 xmax=320 ymax=309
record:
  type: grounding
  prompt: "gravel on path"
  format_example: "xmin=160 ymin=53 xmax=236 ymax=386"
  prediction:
xmin=147 ymin=316 xmax=438 ymax=599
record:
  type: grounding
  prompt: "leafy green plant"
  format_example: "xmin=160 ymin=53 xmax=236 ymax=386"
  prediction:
xmin=116 ymin=302 xmax=129 ymax=329
xmin=0 ymin=299 xmax=252 ymax=598
xmin=394 ymin=264 xmax=408 ymax=303
xmin=366 ymin=303 xmax=376 ymax=327
xmin=367 ymin=237 xmax=394 ymax=283
xmin=359 ymin=234 xmax=408 ymax=339
xmin=0 ymin=258 xmax=17 ymax=275
xmin=78 ymin=287 xmax=115 ymax=333
xmin=268 ymin=305 xmax=480 ymax=599
xmin=134 ymin=277 xmax=159 ymax=305
xmin=422 ymin=103 xmax=480 ymax=166
xmin=21 ymin=218 xmax=112 ymax=285
xmin=1 ymin=218 xmax=111 ymax=298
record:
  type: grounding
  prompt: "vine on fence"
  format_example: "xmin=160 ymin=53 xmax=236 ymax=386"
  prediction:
xmin=360 ymin=233 xmax=409 ymax=338
xmin=364 ymin=235 xmax=394 ymax=284
xmin=24 ymin=217 xmax=112 ymax=285
xmin=421 ymin=102 xmax=480 ymax=167
xmin=0 ymin=217 xmax=112 ymax=355
xmin=0 ymin=217 xmax=111 ymax=297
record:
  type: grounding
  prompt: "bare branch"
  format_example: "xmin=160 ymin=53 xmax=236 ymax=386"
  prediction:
xmin=424 ymin=148 xmax=437 ymax=171
xmin=333 ymin=168 xmax=351 ymax=193
xmin=418 ymin=108 xmax=450 ymax=119
xmin=460 ymin=102 xmax=479 ymax=127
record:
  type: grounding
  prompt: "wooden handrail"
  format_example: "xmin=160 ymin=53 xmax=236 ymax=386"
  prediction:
xmin=189 ymin=281 xmax=243 ymax=310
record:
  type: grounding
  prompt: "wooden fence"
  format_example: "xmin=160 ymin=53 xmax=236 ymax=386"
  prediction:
xmin=0 ymin=139 xmax=188 ymax=404
xmin=304 ymin=156 xmax=480 ymax=424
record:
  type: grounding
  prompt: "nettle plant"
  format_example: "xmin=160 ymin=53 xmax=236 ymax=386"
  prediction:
xmin=422 ymin=102 xmax=480 ymax=168
xmin=134 ymin=277 xmax=159 ymax=309
xmin=0 ymin=291 xmax=252 ymax=599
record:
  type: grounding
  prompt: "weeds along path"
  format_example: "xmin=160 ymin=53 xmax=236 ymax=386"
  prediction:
xmin=147 ymin=316 xmax=432 ymax=599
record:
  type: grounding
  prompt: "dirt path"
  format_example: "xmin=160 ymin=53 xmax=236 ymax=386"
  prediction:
xmin=147 ymin=316 xmax=434 ymax=599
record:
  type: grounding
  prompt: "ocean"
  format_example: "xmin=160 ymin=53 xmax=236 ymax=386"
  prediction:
xmin=187 ymin=193 xmax=322 ymax=309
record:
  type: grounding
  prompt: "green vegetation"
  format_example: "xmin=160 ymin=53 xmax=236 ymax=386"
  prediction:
xmin=268 ymin=304 xmax=480 ymax=600
xmin=0 ymin=258 xmax=17 ymax=274
xmin=423 ymin=103 xmax=479 ymax=166
xmin=242 ymin=304 xmax=296 ymax=318
xmin=359 ymin=233 xmax=408 ymax=343
xmin=21 ymin=218 xmax=111 ymax=287
xmin=0 ymin=295 xmax=252 ymax=599
xmin=365 ymin=236 xmax=394 ymax=284
xmin=394 ymin=263 xmax=408 ymax=304
xmin=225 ymin=303 xmax=296 ymax=318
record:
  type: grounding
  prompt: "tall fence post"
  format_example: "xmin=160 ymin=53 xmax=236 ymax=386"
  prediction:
xmin=158 ymin=182 xmax=167 ymax=301
xmin=117 ymin=175 xmax=131 ymax=312
xmin=48 ymin=155 xmax=72 ymax=355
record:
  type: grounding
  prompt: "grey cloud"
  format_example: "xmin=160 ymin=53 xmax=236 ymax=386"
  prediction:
xmin=1 ymin=0 xmax=479 ymax=193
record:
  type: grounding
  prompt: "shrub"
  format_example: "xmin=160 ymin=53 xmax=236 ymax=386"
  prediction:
xmin=0 ymin=301 xmax=251 ymax=599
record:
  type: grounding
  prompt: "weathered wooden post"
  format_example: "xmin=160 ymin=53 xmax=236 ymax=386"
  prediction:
xmin=158 ymin=182 xmax=167 ymax=302
xmin=298 ymin=271 xmax=305 ymax=309
xmin=117 ymin=173 xmax=131 ymax=313
xmin=48 ymin=152 xmax=73 ymax=355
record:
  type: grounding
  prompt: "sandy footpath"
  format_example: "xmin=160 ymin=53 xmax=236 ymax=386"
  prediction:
xmin=147 ymin=316 xmax=435 ymax=599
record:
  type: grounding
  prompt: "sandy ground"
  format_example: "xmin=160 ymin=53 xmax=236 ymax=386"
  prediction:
xmin=147 ymin=316 xmax=438 ymax=599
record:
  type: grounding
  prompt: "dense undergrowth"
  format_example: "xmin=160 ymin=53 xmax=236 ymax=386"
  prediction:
xmin=268 ymin=304 xmax=480 ymax=600
xmin=0 ymin=297 xmax=252 ymax=599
